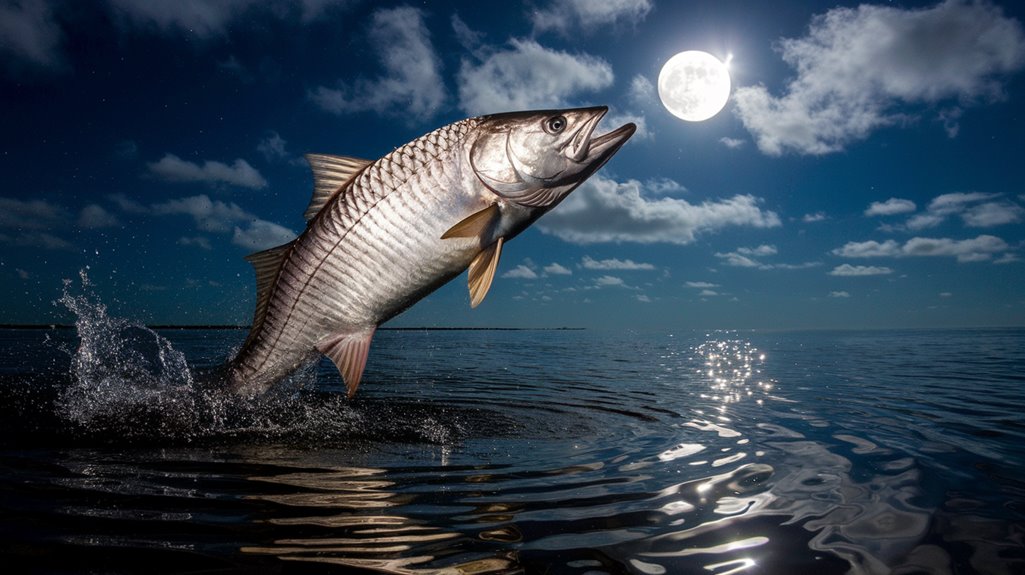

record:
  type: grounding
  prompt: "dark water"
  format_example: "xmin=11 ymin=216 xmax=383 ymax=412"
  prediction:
xmin=1 ymin=284 xmax=1024 ymax=573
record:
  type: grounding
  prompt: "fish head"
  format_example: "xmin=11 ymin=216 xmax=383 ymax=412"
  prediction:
xmin=470 ymin=106 xmax=636 ymax=208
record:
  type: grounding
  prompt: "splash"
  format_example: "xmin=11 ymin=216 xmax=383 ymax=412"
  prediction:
xmin=55 ymin=270 xmax=201 ymax=438
xmin=48 ymin=271 xmax=464 ymax=445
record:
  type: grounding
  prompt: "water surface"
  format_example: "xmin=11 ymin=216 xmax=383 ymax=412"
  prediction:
xmin=1 ymin=290 xmax=1023 ymax=574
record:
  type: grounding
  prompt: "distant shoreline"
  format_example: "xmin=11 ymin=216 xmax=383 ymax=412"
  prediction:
xmin=0 ymin=324 xmax=586 ymax=332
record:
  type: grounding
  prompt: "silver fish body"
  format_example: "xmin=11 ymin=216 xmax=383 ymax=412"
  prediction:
xmin=229 ymin=106 xmax=635 ymax=396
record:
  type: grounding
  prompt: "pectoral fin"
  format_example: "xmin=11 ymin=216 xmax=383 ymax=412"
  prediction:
xmin=441 ymin=204 xmax=504 ymax=308
xmin=316 ymin=328 xmax=376 ymax=398
xmin=468 ymin=237 xmax=503 ymax=308
xmin=441 ymin=203 xmax=500 ymax=240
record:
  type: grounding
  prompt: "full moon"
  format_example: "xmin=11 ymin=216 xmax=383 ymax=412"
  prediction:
xmin=658 ymin=50 xmax=731 ymax=122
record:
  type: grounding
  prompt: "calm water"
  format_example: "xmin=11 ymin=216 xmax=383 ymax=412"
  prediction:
xmin=1 ymin=287 xmax=1023 ymax=574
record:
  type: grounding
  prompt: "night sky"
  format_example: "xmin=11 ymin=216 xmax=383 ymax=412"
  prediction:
xmin=2 ymin=0 xmax=1024 ymax=330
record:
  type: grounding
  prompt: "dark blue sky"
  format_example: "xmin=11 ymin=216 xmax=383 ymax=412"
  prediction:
xmin=2 ymin=0 xmax=1024 ymax=329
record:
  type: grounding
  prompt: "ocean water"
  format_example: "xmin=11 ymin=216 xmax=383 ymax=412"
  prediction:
xmin=1 ymin=284 xmax=1023 ymax=574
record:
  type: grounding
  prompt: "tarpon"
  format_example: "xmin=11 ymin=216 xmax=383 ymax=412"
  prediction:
xmin=228 ymin=106 xmax=635 ymax=397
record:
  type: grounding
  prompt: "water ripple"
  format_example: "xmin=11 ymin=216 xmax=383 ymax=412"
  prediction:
xmin=0 ymin=283 xmax=1023 ymax=573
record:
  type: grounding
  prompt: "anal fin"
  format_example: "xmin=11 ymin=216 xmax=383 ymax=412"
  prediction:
xmin=316 ymin=328 xmax=376 ymax=398
xmin=468 ymin=237 xmax=503 ymax=308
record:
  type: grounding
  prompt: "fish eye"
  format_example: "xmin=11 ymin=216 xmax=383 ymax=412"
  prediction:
xmin=544 ymin=115 xmax=567 ymax=134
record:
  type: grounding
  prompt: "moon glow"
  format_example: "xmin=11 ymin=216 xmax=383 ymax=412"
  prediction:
xmin=658 ymin=51 xmax=731 ymax=122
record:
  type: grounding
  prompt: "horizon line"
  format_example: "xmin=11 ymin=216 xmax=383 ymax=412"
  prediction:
xmin=0 ymin=324 xmax=588 ymax=331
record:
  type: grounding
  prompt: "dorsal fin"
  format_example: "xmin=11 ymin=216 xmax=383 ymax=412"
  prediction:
xmin=304 ymin=154 xmax=373 ymax=221
xmin=244 ymin=242 xmax=292 ymax=341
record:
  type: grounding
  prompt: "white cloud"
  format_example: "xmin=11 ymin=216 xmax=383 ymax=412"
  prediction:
xmin=0 ymin=231 xmax=71 ymax=250
xmin=716 ymin=245 xmax=818 ymax=270
xmin=738 ymin=244 xmax=777 ymax=257
xmin=906 ymin=192 xmax=1023 ymax=230
xmin=802 ymin=212 xmax=828 ymax=223
xmin=134 ymin=193 xmax=294 ymax=250
xmin=929 ymin=192 xmax=998 ymax=212
xmin=537 ymin=175 xmax=780 ymax=244
xmin=960 ymin=201 xmax=1023 ymax=227
xmin=635 ymin=294 xmax=652 ymax=303
xmin=580 ymin=255 xmax=655 ymax=270
xmin=451 ymin=13 xmax=485 ymax=56
xmin=296 ymin=0 xmax=356 ymax=23
xmin=963 ymin=200 xmax=1020 ymax=225
xmin=937 ymin=107 xmax=963 ymax=138
xmin=733 ymin=0 xmax=1025 ymax=155
xmin=719 ymin=137 xmax=745 ymax=149
xmin=604 ymin=110 xmax=651 ymax=140
xmin=0 ymin=197 xmax=77 ymax=249
xmin=457 ymin=39 xmax=613 ymax=116
xmin=903 ymin=235 xmax=1009 ymax=262
xmin=714 ymin=251 xmax=760 ymax=268
xmin=833 ymin=234 xmax=1010 ymax=262
xmin=148 ymin=154 xmax=267 ymax=189
xmin=866 ymin=198 xmax=917 ymax=216
xmin=829 ymin=291 xmax=851 ymax=298
xmin=108 ymin=193 xmax=147 ymax=214
xmin=905 ymin=213 xmax=945 ymax=231
xmin=699 ymin=289 xmax=718 ymax=297
xmin=78 ymin=204 xmax=120 ymax=229
xmin=531 ymin=0 xmax=652 ymax=34
xmin=311 ymin=6 xmax=444 ymax=120
xmin=178 ymin=236 xmax=212 ymax=250
xmin=5 ymin=1 xmax=353 ymax=75
xmin=257 ymin=132 xmax=306 ymax=167
xmin=150 ymin=194 xmax=253 ymax=233
xmin=772 ymin=262 xmax=821 ymax=271
xmin=107 ymin=0 xmax=261 ymax=37
xmin=232 ymin=220 xmax=295 ymax=251
xmin=257 ymin=131 xmax=288 ymax=161
xmin=0 ymin=0 xmax=64 ymax=71
xmin=685 ymin=281 xmax=718 ymax=289
xmin=594 ymin=275 xmax=627 ymax=287
xmin=0 ymin=197 xmax=67 ymax=229
xmin=645 ymin=178 xmax=687 ymax=195
xmin=832 ymin=239 xmax=901 ymax=258
xmin=628 ymin=74 xmax=655 ymax=107
xmin=829 ymin=264 xmax=893 ymax=276
xmin=543 ymin=262 xmax=573 ymax=275
xmin=108 ymin=0 xmax=354 ymax=35
xmin=502 ymin=265 xmax=538 ymax=280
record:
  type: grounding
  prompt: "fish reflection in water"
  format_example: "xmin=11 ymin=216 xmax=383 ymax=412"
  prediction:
xmin=242 ymin=464 xmax=518 ymax=573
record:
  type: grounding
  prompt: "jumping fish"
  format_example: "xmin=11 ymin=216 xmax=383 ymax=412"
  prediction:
xmin=228 ymin=106 xmax=635 ymax=397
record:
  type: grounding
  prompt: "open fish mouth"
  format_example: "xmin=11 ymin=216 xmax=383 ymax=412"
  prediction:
xmin=573 ymin=113 xmax=636 ymax=176
xmin=587 ymin=121 xmax=637 ymax=162
xmin=568 ymin=107 xmax=636 ymax=165
xmin=563 ymin=106 xmax=633 ymax=163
